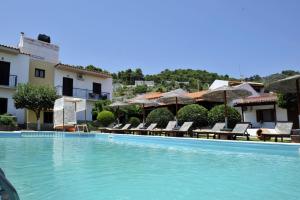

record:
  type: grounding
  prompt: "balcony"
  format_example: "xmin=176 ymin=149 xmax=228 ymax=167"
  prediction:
xmin=55 ymin=86 xmax=110 ymax=100
xmin=0 ymin=75 xmax=17 ymax=88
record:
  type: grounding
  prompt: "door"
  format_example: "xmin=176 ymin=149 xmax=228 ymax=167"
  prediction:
xmin=0 ymin=61 xmax=10 ymax=86
xmin=93 ymin=82 xmax=102 ymax=95
xmin=0 ymin=98 xmax=8 ymax=114
xmin=63 ymin=77 xmax=73 ymax=96
xmin=287 ymin=103 xmax=299 ymax=129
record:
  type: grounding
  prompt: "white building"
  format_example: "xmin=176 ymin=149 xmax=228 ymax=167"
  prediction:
xmin=209 ymin=80 xmax=291 ymax=129
xmin=135 ymin=80 xmax=155 ymax=87
xmin=234 ymin=94 xmax=288 ymax=128
xmin=54 ymin=63 xmax=112 ymax=121
xmin=0 ymin=44 xmax=30 ymax=124
xmin=0 ymin=33 xmax=113 ymax=128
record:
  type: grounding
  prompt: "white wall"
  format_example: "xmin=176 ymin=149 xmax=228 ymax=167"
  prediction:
xmin=0 ymin=52 xmax=30 ymax=124
xmin=209 ymin=80 xmax=228 ymax=89
xmin=0 ymin=52 xmax=30 ymax=84
xmin=76 ymin=101 xmax=94 ymax=121
xmin=0 ymin=89 xmax=26 ymax=124
xmin=54 ymin=68 xmax=113 ymax=99
xmin=54 ymin=68 xmax=112 ymax=121
xmin=235 ymin=105 xmax=288 ymax=128
xmin=19 ymin=35 xmax=59 ymax=64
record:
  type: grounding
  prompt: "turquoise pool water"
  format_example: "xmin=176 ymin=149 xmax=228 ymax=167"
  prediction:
xmin=1 ymin=133 xmax=300 ymax=200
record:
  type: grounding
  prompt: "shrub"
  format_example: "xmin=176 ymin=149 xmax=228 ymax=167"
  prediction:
xmin=0 ymin=114 xmax=17 ymax=127
xmin=146 ymin=108 xmax=174 ymax=128
xmin=92 ymin=99 xmax=112 ymax=120
xmin=97 ymin=111 xmax=115 ymax=127
xmin=177 ymin=104 xmax=208 ymax=128
xmin=128 ymin=117 xmax=141 ymax=127
xmin=208 ymin=105 xmax=241 ymax=128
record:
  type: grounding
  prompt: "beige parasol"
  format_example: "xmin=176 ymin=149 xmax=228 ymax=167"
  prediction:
xmin=127 ymin=98 xmax=159 ymax=123
xmin=157 ymin=89 xmax=194 ymax=117
xmin=202 ymin=85 xmax=252 ymax=128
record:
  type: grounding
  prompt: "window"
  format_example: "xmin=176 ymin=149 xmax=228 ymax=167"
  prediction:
xmin=0 ymin=98 xmax=8 ymax=114
xmin=35 ymin=68 xmax=45 ymax=78
xmin=44 ymin=111 xmax=53 ymax=123
xmin=256 ymin=109 xmax=275 ymax=122
xmin=0 ymin=61 xmax=10 ymax=86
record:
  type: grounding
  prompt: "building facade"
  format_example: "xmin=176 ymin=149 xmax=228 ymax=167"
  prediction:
xmin=209 ymin=80 xmax=290 ymax=128
xmin=0 ymin=45 xmax=30 ymax=124
xmin=0 ymin=33 xmax=112 ymax=129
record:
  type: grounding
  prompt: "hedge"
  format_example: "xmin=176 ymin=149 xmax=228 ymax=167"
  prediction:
xmin=146 ymin=108 xmax=174 ymax=128
xmin=97 ymin=111 xmax=115 ymax=127
xmin=177 ymin=104 xmax=208 ymax=128
xmin=128 ymin=117 xmax=141 ymax=127
xmin=208 ymin=105 xmax=241 ymax=128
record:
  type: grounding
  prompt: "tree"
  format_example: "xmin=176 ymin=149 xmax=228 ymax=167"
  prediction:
xmin=13 ymin=84 xmax=58 ymax=130
xmin=277 ymin=93 xmax=297 ymax=109
xmin=134 ymin=84 xmax=148 ymax=94
xmin=134 ymin=68 xmax=144 ymax=80
xmin=85 ymin=65 xmax=111 ymax=75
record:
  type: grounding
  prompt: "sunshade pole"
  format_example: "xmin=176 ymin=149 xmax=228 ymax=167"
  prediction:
xmin=175 ymin=96 xmax=178 ymax=117
xmin=297 ymin=79 xmax=300 ymax=128
xmin=85 ymin=108 xmax=87 ymax=124
xmin=116 ymin=106 xmax=119 ymax=124
xmin=62 ymin=108 xmax=65 ymax=132
xmin=224 ymin=91 xmax=228 ymax=128
xmin=142 ymin=104 xmax=145 ymax=124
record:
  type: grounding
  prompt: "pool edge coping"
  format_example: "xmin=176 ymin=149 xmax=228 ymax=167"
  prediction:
xmin=1 ymin=131 xmax=300 ymax=147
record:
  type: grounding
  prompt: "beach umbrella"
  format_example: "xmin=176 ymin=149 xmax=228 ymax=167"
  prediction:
xmin=127 ymin=98 xmax=159 ymax=123
xmin=202 ymin=85 xmax=252 ymax=128
xmin=157 ymin=89 xmax=194 ymax=117
xmin=108 ymin=101 xmax=129 ymax=123
xmin=267 ymin=75 xmax=300 ymax=128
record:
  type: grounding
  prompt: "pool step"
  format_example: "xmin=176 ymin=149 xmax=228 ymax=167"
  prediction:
xmin=20 ymin=131 xmax=65 ymax=138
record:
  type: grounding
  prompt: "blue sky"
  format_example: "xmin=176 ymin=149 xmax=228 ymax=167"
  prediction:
xmin=1 ymin=0 xmax=300 ymax=78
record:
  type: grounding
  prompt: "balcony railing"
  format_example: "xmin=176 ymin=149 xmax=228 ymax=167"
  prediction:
xmin=0 ymin=75 xmax=17 ymax=87
xmin=55 ymin=86 xmax=110 ymax=100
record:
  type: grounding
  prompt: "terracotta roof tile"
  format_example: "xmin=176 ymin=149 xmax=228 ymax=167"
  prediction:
xmin=186 ymin=90 xmax=207 ymax=100
xmin=0 ymin=44 xmax=30 ymax=55
xmin=142 ymin=92 xmax=162 ymax=100
xmin=234 ymin=93 xmax=277 ymax=106
xmin=55 ymin=63 xmax=112 ymax=78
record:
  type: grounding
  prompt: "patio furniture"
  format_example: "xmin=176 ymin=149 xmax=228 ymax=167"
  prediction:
xmin=149 ymin=121 xmax=177 ymax=136
xmin=98 ymin=123 xmax=122 ymax=133
xmin=193 ymin=123 xmax=225 ymax=139
xmin=164 ymin=122 xmax=193 ymax=137
xmin=214 ymin=123 xmax=250 ymax=140
xmin=260 ymin=122 xmax=293 ymax=142
xmin=53 ymin=97 xmax=87 ymax=132
xmin=110 ymin=123 xmax=132 ymax=134
xmin=133 ymin=123 xmax=158 ymax=135
xmin=129 ymin=123 xmax=145 ymax=134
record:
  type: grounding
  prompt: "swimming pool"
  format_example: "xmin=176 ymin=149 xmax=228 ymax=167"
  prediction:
xmin=1 ymin=132 xmax=300 ymax=200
